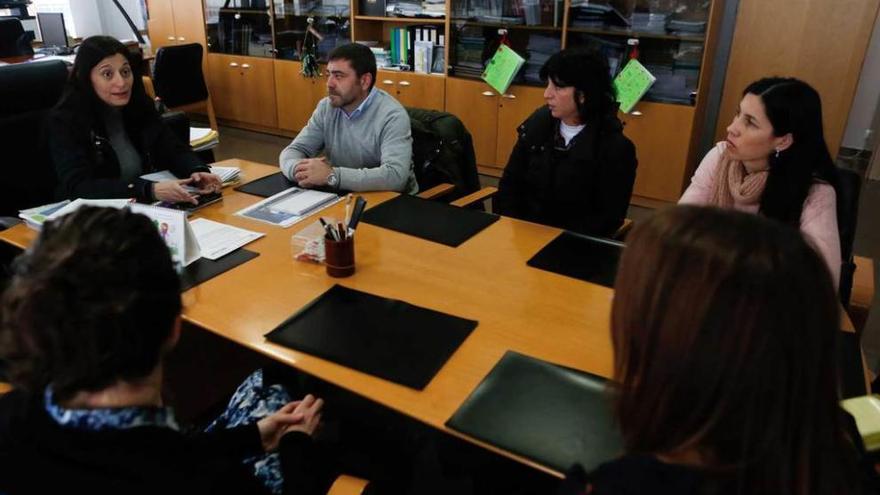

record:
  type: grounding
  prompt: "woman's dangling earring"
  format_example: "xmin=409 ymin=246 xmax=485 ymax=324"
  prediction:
xmin=775 ymin=148 xmax=780 ymax=158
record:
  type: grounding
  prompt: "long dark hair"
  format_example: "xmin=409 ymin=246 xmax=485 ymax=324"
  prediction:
xmin=56 ymin=35 xmax=155 ymax=130
xmin=539 ymin=47 xmax=618 ymax=124
xmin=0 ymin=207 xmax=181 ymax=401
xmin=611 ymin=205 xmax=861 ymax=494
xmin=745 ymin=78 xmax=839 ymax=227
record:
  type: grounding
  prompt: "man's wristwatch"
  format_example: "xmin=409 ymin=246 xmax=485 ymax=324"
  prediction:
xmin=326 ymin=168 xmax=339 ymax=188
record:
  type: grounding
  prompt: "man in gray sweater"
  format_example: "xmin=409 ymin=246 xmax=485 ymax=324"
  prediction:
xmin=279 ymin=43 xmax=418 ymax=193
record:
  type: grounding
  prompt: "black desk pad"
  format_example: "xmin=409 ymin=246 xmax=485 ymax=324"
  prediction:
xmin=839 ymin=331 xmax=868 ymax=399
xmin=264 ymin=284 xmax=477 ymax=389
xmin=361 ymin=194 xmax=499 ymax=247
xmin=234 ymin=172 xmax=296 ymax=198
xmin=447 ymin=351 xmax=622 ymax=472
xmin=526 ymin=232 xmax=623 ymax=288
xmin=180 ymin=249 xmax=259 ymax=292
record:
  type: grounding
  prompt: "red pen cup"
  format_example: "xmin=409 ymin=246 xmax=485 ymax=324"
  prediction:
xmin=324 ymin=235 xmax=355 ymax=277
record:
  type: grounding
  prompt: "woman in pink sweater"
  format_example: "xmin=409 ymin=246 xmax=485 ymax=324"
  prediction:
xmin=680 ymin=78 xmax=841 ymax=288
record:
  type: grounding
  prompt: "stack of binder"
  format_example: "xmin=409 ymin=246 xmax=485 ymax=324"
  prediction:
xmin=190 ymin=127 xmax=220 ymax=152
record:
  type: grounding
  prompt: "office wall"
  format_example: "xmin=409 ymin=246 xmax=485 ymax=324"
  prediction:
xmin=842 ymin=15 xmax=880 ymax=151
xmin=96 ymin=0 xmax=146 ymax=42
xmin=67 ymin=0 xmax=102 ymax=38
xmin=715 ymin=0 xmax=880 ymax=157
xmin=67 ymin=0 xmax=145 ymax=40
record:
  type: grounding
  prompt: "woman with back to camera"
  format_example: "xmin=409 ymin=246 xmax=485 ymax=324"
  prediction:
xmin=0 ymin=206 xmax=331 ymax=494
xmin=494 ymin=47 xmax=637 ymax=238
xmin=557 ymin=206 xmax=876 ymax=494
xmin=680 ymin=77 xmax=841 ymax=287
xmin=48 ymin=35 xmax=220 ymax=205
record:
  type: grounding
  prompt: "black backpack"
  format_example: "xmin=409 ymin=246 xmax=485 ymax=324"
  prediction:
xmin=406 ymin=107 xmax=481 ymax=201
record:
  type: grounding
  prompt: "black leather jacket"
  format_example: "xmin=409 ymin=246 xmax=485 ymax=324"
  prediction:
xmin=47 ymin=92 xmax=208 ymax=202
xmin=495 ymin=106 xmax=637 ymax=237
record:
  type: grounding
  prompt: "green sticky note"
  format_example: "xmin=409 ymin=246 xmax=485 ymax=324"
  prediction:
xmin=613 ymin=59 xmax=657 ymax=113
xmin=482 ymin=44 xmax=525 ymax=96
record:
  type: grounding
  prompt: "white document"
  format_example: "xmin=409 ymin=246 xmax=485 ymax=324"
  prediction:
xmin=236 ymin=187 xmax=341 ymax=228
xmin=130 ymin=203 xmax=201 ymax=267
xmin=189 ymin=218 xmax=264 ymax=260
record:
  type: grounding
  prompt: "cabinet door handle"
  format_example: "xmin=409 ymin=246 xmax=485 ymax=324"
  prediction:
xmin=241 ymin=64 xmax=251 ymax=69
xmin=167 ymin=36 xmax=176 ymax=41
xmin=229 ymin=62 xmax=239 ymax=68
xmin=398 ymin=80 xmax=411 ymax=87
xmin=382 ymin=79 xmax=394 ymax=85
xmin=502 ymin=94 xmax=516 ymax=99
xmin=177 ymin=36 xmax=186 ymax=41
xmin=481 ymin=91 xmax=495 ymax=97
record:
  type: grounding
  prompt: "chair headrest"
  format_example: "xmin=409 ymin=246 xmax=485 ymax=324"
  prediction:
xmin=0 ymin=60 xmax=69 ymax=115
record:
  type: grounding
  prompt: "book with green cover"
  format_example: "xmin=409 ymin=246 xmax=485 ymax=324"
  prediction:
xmin=613 ymin=59 xmax=656 ymax=114
xmin=481 ymin=44 xmax=525 ymax=96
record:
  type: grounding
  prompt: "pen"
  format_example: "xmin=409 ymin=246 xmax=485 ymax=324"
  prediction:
xmin=344 ymin=193 xmax=353 ymax=226
xmin=337 ymin=221 xmax=345 ymax=241
xmin=347 ymin=197 xmax=367 ymax=232
xmin=319 ymin=217 xmax=338 ymax=241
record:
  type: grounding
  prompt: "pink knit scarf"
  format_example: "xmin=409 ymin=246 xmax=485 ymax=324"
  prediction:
xmin=710 ymin=148 xmax=768 ymax=208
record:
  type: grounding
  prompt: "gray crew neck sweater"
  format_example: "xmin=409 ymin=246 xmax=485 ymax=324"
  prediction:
xmin=102 ymin=106 xmax=143 ymax=182
xmin=279 ymin=88 xmax=417 ymax=193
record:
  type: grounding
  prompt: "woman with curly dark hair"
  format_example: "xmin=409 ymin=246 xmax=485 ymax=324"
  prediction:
xmin=0 ymin=207 xmax=329 ymax=494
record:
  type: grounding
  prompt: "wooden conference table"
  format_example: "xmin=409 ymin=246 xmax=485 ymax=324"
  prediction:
xmin=0 ymin=159 xmax=864 ymax=476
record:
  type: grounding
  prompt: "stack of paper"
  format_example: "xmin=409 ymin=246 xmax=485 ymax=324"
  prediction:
xmin=842 ymin=395 xmax=880 ymax=451
xmin=19 ymin=199 xmax=132 ymax=230
xmin=190 ymin=127 xmax=220 ymax=151
xmin=210 ymin=166 xmax=242 ymax=186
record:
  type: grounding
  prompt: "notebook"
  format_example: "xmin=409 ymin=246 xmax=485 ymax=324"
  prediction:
xmin=361 ymin=194 xmax=499 ymax=247
xmin=526 ymin=231 xmax=623 ymax=287
xmin=447 ymin=351 xmax=622 ymax=472
xmin=265 ymin=285 xmax=477 ymax=389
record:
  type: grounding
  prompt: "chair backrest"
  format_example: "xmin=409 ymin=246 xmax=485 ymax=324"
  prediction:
xmin=406 ymin=107 xmax=481 ymax=201
xmin=0 ymin=60 xmax=68 ymax=217
xmin=0 ymin=18 xmax=34 ymax=58
xmin=152 ymin=43 xmax=209 ymax=108
xmin=837 ymin=167 xmax=862 ymax=305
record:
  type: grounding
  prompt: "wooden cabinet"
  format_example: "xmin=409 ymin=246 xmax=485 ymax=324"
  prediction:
xmin=206 ymin=54 xmax=278 ymax=128
xmin=445 ymin=78 xmax=544 ymax=171
xmin=376 ymin=70 xmax=446 ymax=111
xmin=620 ymin=102 xmax=695 ymax=202
xmin=275 ymin=60 xmax=327 ymax=132
xmin=147 ymin=0 xmax=206 ymax=50
xmin=445 ymin=78 xmax=500 ymax=167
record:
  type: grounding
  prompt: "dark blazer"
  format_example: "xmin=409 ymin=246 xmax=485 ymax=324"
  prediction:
xmin=0 ymin=389 xmax=326 ymax=495
xmin=47 ymin=91 xmax=209 ymax=202
xmin=494 ymin=106 xmax=637 ymax=238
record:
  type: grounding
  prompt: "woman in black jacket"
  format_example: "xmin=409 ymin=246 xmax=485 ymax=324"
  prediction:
xmin=494 ymin=48 xmax=637 ymax=238
xmin=48 ymin=36 xmax=220 ymax=204
xmin=0 ymin=207 xmax=329 ymax=494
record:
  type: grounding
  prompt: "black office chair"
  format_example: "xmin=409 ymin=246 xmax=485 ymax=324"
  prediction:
xmin=151 ymin=42 xmax=218 ymax=130
xmin=0 ymin=59 xmax=67 ymax=225
xmin=837 ymin=167 xmax=862 ymax=307
xmin=0 ymin=18 xmax=34 ymax=58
